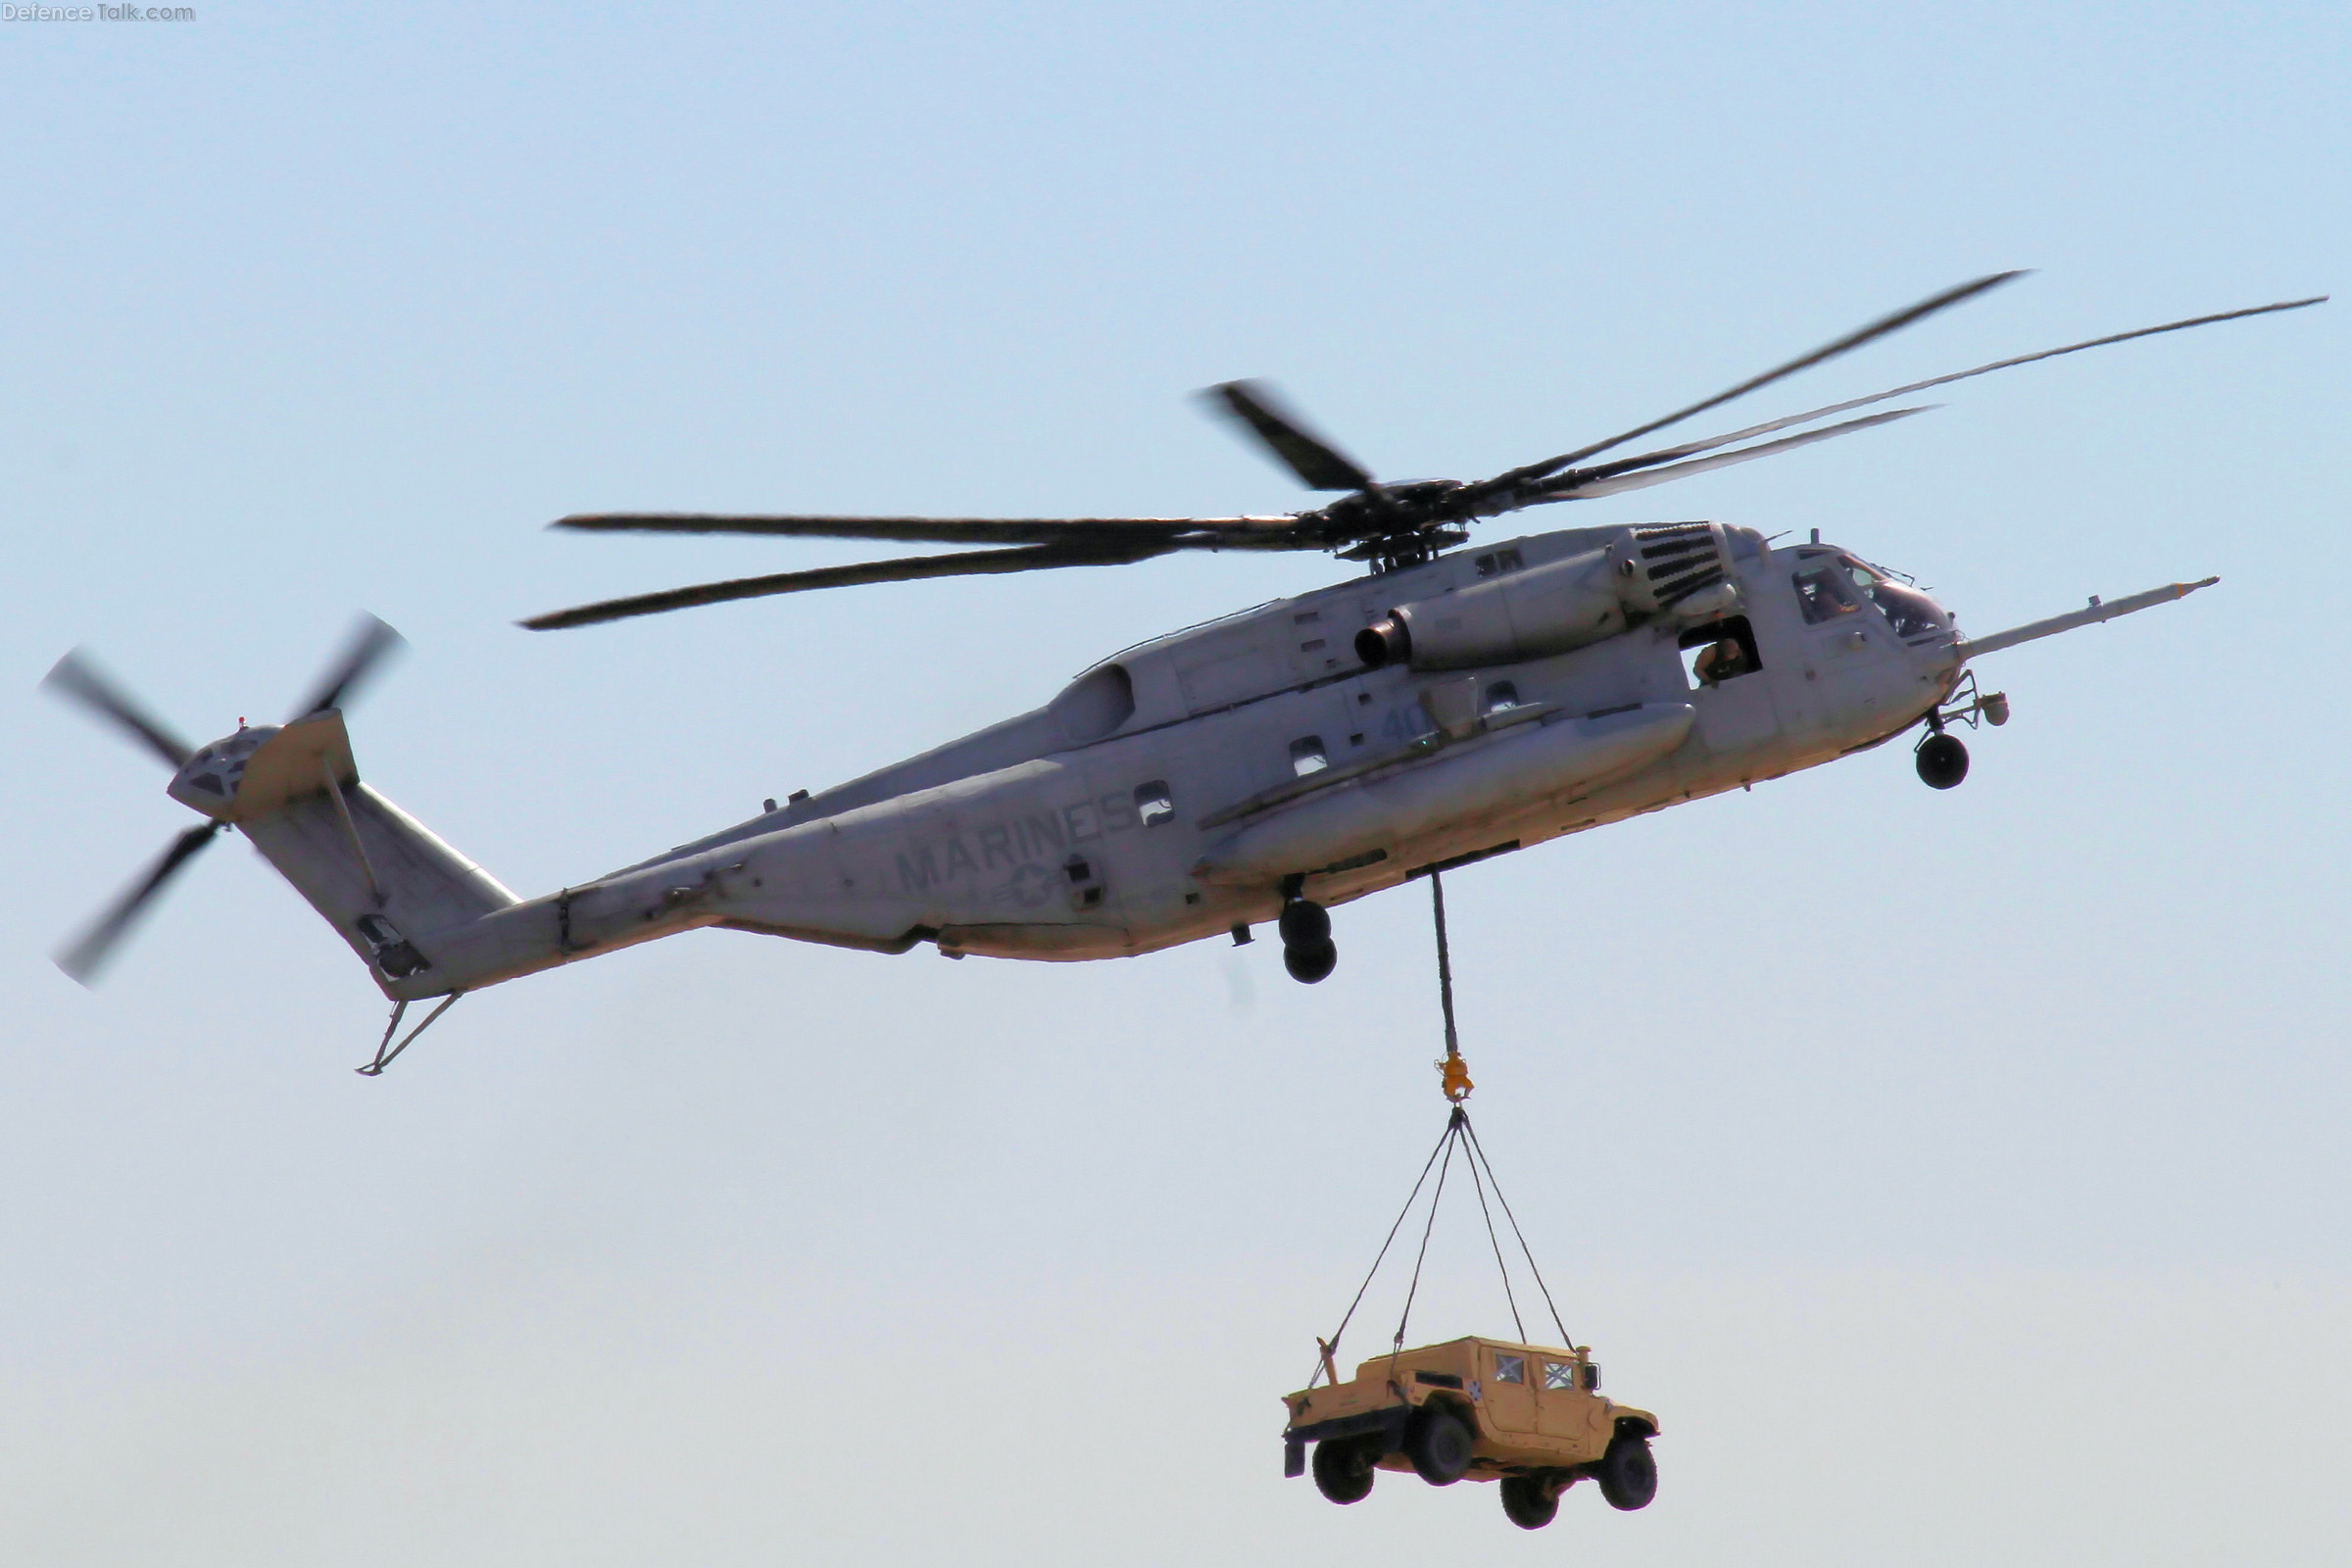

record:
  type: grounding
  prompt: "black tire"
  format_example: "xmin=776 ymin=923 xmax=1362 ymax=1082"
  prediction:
xmin=1404 ymin=1405 xmax=1475 ymax=1486
xmin=1499 ymin=1474 xmax=1559 ymax=1530
xmin=1283 ymin=937 xmax=1338 ymax=984
xmin=1311 ymin=1438 xmax=1376 ymax=1505
xmin=1916 ymin=731 xmax=1970 ymax=789
xmin=1595 ymin=1434 xmax=1657 ymax=1511
xmin=1277 ymin=899 xmax=1331 ymax=946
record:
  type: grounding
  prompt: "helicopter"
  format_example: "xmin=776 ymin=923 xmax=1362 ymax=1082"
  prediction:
xmin=42 ymin=273 xmax=2322 ymax=1069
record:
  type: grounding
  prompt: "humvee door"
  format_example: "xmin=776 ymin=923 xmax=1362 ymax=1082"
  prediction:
xmin=1482 ymin=1346 xmax=1537 ymax=1435
xmin=1535 ymin=1354 xmax=1606 ymax=1445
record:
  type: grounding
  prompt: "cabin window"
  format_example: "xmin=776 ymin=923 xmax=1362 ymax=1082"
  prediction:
xmin=1134 ymin=780 xmax=1174 ymax=826
xmin=1791 ymin=564 xmax=1859 ymax=624
xmin=1543 ymin=1360 xmax=1576 ymax=1391
xmin=1290 ymin=737 xmax=1330 ymax=777
xmin=1484 ymin=680 xmax=1521 ymax=714
xmin=1493 ymin=1352 xmax=1526 ymax=1385
xmin=1474 ymin=548 xmax=1525 ymax=578
xmin=1678 ymin=615 xmax=1762 ymax=686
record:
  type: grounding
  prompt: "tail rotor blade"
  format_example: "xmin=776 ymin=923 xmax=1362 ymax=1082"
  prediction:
xmin=41 ymin=651 xmax=194 ymax=769
xmin=290 ymin=614 xmax=405 ymax=719
xmin=1201 ymin=380 xmax=1377 ymax=492
xmin=56 ymin=822 xmax=223 ymax=986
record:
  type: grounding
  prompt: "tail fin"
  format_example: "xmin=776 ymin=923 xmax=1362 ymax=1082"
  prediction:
xmin=207 ymin=711 xmax=516 ymax=996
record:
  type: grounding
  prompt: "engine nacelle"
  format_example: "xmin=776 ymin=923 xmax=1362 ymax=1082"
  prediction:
xmin=1355 ymin=522 xmax=1740 ymax=672
xmin=1356 ymin=547 xmax=1624 ymax=671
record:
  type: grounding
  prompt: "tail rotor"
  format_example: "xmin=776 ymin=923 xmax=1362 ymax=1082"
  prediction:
xmin=40 ymin=650 xmax=194 ymax=768
xmin=39 ymin=614 xmax=406 ymax=986
xmin=52 ymin=822 xmax=227 ymax=984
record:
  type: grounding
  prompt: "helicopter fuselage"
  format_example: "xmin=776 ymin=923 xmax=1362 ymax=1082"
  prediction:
xmin=371 ymin=520 xmax=1968 ymax=999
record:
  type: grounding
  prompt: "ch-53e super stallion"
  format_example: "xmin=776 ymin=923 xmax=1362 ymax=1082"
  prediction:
xmin=43 ymin=274 xmax=2322 ymax=1070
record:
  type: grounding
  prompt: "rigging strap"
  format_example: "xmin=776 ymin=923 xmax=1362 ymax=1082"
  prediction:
xmin=1390 ymin=1106 xmax=1463 ymax=1355
xmin=1305 ymin=1112 xmax=1457 ymax=1391
xmin=1462 ymin=1125 xmax=1528 ymax=1344
xmin=1459 ymin=1112 xmax=1573 ymax=1346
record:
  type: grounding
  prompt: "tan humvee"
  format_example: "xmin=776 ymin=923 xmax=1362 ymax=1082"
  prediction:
xmin=1282 ymin=1336 xmax=1659 ymax=1529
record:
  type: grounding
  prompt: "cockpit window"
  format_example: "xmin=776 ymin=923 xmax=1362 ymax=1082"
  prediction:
xmin=1791 ymin=564 xmax=1859 ymax=624
xmin=1861 ymin=579 xmax=1948 ymax=640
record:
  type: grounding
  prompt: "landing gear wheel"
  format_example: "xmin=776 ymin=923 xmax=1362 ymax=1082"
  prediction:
xmin=1499 ymin=1474 xmax=1559 ymax=1529
xmin=1311 ymin=1437 xmax=1377 ymax=1504
xmin=1915 ymin=731 xmax=1969 ymax=789
xmin=1404 ymin=1405 xmax=1475 ymax=1486
xmin=1277 ymin=898 xmax=1330 ymax=946
xmin=1283 ymin=936 xmax=1338 ymax=984
xmin=1594 ymin=1433 xmax=1657 ymax=1511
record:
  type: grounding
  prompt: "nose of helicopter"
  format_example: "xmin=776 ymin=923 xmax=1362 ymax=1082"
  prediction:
xmin=1857 ymin=569 xmax=1955 ymax=645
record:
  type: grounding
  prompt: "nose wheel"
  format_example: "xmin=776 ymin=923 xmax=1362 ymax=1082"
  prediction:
xmin=1917 ymin=676 xmax=2006 ymax=789
xmin=1279 ymin=892 xmax=1338 ymax=984
xmin=1915 ymin=730 xmax=1970 ymax=789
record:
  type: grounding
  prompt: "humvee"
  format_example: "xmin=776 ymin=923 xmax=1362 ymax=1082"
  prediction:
xmin=1282 ymin=1337 xmax=1658 ymax=1529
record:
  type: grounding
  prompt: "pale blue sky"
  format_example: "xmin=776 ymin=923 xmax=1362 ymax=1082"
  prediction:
xmin=4 ymin=4 xmax=2347 ymax=1563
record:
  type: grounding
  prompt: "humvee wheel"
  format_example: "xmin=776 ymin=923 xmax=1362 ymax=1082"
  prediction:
xmin=1311 ymin=1437 xmax=1376 ymax=1504
xmin=1404 ymin=1405 xmax=1474 ymax=1486
xmin=1595 ymin=1434 xmax=1657 ymax=1511
xmin=1499 ymin=1474 xmax=1559 ymax=1530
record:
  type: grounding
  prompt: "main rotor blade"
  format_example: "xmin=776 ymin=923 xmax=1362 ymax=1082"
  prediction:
xmin=291 ymin=614 xmax=405 ymax=719
xmin=1477 ymin=271 xmax=2024 ymax=497
xmin=552 ymin=513 xmax=1281 ymax=546
xmin=1582 ymin=294 xmax=2331 ymax=472
xmin=56 ymin=822 xmax=222 ymax=986
xmin=1201 ymin=381 xmax=1377 ymax=492
xmin=41 ymin=651 xmax=193 ymax=769
xmin=522 ymin=541 xmax=1185 ymax=630
xmin=1541 ymin=406 xmax=1935 ymax=503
